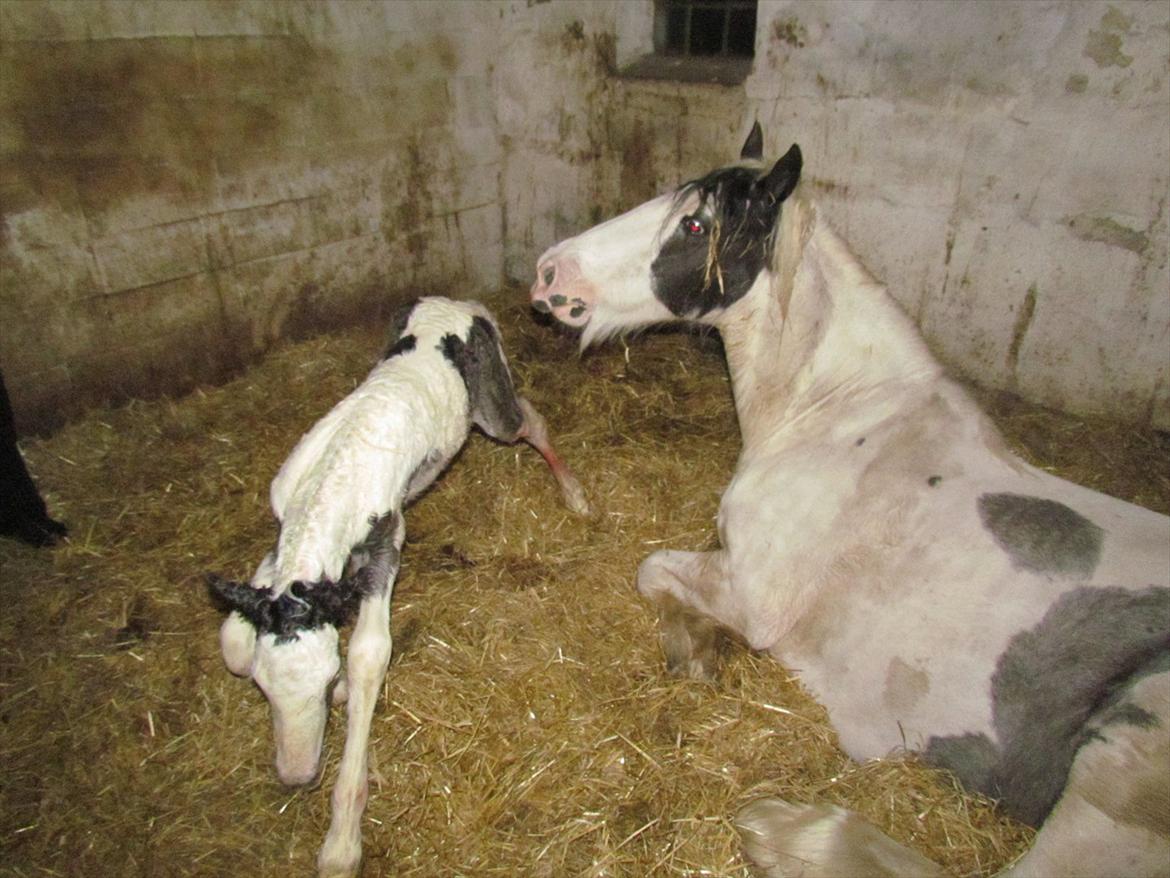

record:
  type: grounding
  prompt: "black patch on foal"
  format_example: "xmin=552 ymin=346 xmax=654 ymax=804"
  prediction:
xmin=207 ymin=513 xmax=401 ymax=642
xmin=978 ymin=492 xmax=1103 ymax=577
xmin=650 ymin=144 xmax=801 ymax=318
xmin=382 ymin=298 xmax=420 ymax=357
xmin=383 ymin=334 xmax=417 ymax=359
xmin=924 ymin=585 xmax=1170 ymax=826
xmin=207 ymin=575 xmax=371 ymax=643
xmin=440 ymin=316 xmax=523 ymax=441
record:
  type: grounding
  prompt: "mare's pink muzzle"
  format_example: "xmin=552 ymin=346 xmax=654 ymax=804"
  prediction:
xmin=530 ymin=250 xmax=595 ymax=328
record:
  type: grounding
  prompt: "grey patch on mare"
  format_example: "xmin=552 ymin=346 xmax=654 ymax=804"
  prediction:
xmin=978 ymin=492 xmax=1103 ymax=577
xmin=439 ymin=316 xmax=523 ymax=442
xmin=1088 ymin=648 xmax=1170 ymax=733
xmin=924 ymin=585 xmax=1170 ymax=826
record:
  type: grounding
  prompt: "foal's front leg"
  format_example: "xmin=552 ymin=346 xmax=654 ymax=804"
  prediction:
xmin=637 ymin=549 xmax=735 ymax=681
xmin=317 ymin=588 xmax=392 ymax=878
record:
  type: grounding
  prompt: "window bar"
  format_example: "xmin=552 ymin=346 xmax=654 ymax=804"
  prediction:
xmin=684 ymin=3 xmax=693 ymax=55
xmin=721 ymin=6 xmax=731 ymax=54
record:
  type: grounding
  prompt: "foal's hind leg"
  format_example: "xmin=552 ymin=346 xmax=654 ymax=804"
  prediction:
xmin=1002 ymin=667 xmax=1170 ymax=878
xmin=637 ymin=550 xmax=736 ymax=680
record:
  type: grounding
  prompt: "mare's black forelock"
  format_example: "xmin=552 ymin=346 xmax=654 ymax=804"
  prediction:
xmin=651 ymin=145 xmax=801 ymax=318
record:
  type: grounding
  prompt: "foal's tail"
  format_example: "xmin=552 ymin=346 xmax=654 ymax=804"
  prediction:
xmin=735 ymin=798 xmax=946 ymax=878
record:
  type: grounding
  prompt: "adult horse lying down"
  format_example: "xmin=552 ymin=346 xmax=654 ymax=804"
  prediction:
xmin=530 ymin=124 xmax=1170 ymax=877
xmin=207 ymin=297 xmax=588 ymax=878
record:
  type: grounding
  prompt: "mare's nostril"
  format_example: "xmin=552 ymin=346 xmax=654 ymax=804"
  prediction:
xmin=542 ymin=265 xmax=555 ymax=286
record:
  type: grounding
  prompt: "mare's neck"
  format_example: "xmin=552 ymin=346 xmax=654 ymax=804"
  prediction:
xmin=716 ymin=202 xmax=939 ymax=452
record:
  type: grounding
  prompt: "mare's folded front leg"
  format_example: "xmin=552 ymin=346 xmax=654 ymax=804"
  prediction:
xmin=655 ymin=593 xmax=722 ymax=681
xmin=637 ymin=549 xmax=733 ymax=681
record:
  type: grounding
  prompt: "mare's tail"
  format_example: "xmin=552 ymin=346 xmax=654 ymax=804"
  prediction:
xmin=735 ymin=798 xmax=946 ymax=878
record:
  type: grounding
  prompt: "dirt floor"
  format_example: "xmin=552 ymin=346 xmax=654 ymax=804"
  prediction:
xmin=2 ymin=288 xmax=1167 ymax=877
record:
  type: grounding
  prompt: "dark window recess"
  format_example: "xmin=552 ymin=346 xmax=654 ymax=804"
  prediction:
xmin=659 ymin=0 xmax=757 ymax=58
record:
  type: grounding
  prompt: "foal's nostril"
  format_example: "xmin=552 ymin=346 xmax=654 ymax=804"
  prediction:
xmin=542 ymin=265 xmax=555 ymax=286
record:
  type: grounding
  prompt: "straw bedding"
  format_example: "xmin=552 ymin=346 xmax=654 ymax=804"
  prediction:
xmin=2 ymin=289 xmax=1166 ymax=877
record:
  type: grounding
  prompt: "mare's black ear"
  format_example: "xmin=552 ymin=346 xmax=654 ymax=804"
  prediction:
xmin=381 ymin=298 xmax=420 ymax=360
xmin=442 ymin=315 xmax=524 ymax=441
xmin=740 ymin=122 xmax=764 ymax=161
xmin=759 ymin=144 xmax=802 ymax=204
xmin=206 ymin=573 xmax=273 ymax=630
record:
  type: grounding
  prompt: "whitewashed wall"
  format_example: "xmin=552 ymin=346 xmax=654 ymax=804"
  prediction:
xmin=2 ymin=1 xmax=1167 ymax=431
xmin=499 ymin=0 xmax=1169 ymax=428
xmin=0 ymin=0 xmax=505 ymax=432
xmin=748 ymin=1 xmax=1169 ymax=428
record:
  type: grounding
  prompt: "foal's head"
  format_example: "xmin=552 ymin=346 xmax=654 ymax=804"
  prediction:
xmin=209 ymin=575 xmax=371 ymax=786
xmin=530 ymin=123 xmax=802 ymax=345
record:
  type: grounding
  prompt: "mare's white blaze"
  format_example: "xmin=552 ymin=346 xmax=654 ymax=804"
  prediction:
xmin=531 ymin=193 xmax=679 ymax=346
xmin=251 ymin=627 xmax=340 ymax=786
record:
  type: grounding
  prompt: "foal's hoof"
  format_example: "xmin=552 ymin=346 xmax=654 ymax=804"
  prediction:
xmin=317 ymin=847 xmax=362 ymax=878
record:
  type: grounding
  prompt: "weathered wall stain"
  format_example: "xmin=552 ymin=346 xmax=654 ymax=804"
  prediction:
xmin=1 ymin=5 xmax=501 ymax=434
xmin=773 ymin=16 xmax=807 ymax=49
xmin=3 ymin=1 xmax=1166 ymax=433
xmin=1065 ymin=214 xmax=1150 ymax=255
xmin=1006 ymin=284 xmax=1038 ymax=389
xmin=2 ymin=35 xmax=331 ymax=229
xmin=1084 ymin=7 xmax=1135 ymax=68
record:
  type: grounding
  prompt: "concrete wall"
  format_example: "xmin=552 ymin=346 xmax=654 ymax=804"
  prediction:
xmin=497 ymin=1 xmax=751 ymax=282
xmin=500 ymin=0 xmax=1170 ymax=429
xmin=749 ymin=0 xmax=1170 ymax=428
xmin=3 ymin=1 xmax=1167 ymax=432
xmin=1 ymin=0 xmax=505 ymax=433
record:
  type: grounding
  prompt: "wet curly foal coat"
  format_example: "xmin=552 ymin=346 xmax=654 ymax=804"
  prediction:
xmin=208 ymin=297 xmax=587 ymax=878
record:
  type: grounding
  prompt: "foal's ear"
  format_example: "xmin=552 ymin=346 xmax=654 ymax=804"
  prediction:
xmin=206 ymin=573 xmax=273 ymax=630
xmin=740 ymin=122 xmax=764 ymax=161
xmin=759 ymin=143 xmax=803 ymax=204
xmin=442 ymin=316 xmax=524 ymax=442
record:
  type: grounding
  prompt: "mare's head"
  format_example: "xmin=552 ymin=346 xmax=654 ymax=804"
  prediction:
xmin=531 ymin=124 xmax=802 ymax=345
xmin=208 ymin=575 xmax=372 ymax=786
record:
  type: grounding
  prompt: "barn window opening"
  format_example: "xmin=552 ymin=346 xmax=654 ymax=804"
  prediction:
xmin=622 ymin=0 xmax=757 ymax=85
xmin=659 ymin=0 xmax=757 ymax=58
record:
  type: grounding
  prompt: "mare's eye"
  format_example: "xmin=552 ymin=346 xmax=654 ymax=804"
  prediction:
xmin=681 ymin=216 xmax=705 ymax=236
